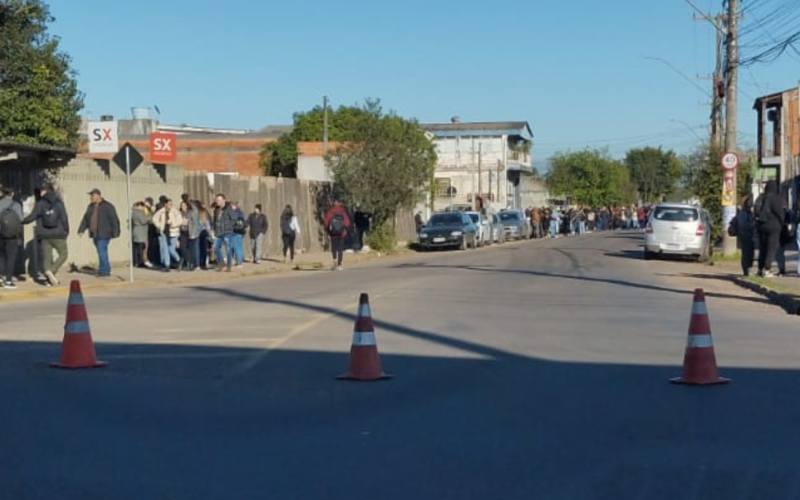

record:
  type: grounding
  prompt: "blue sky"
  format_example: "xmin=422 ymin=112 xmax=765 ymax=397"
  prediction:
xmin=49 ymin=0 xmax=799 ymax=165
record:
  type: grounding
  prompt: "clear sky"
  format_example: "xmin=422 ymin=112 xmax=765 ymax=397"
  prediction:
xmin=49 ymin=0 xmax=799 ymax=165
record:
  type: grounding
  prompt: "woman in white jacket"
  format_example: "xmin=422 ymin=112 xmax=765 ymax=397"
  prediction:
xmin=152 ymin=198 xmax=183 ymax=272
xmin=279 ymin=204 xmax=300 ymax=263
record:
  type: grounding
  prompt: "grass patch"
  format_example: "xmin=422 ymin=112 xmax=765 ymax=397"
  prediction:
xmin=709 ymin=251 xmax=740 ymax=264
xmin=744 ymin=276 xmax=800 ymax=297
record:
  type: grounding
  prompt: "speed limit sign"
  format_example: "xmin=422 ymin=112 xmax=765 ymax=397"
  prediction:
xmin=721 ymin=152 xmax=739 ymax=170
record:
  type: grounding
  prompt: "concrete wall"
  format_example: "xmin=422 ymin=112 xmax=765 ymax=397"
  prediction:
xmin=296 ymin=156 xmax=331 ymax=182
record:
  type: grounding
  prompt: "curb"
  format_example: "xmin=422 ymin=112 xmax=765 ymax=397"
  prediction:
xmin=733 ymin=277 xmax=800 ymax=316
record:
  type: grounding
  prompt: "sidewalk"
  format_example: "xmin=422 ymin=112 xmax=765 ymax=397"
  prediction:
xmin=710 ymin=252 xmax=800 ymax=315
xmin=0 ymin=247 xmax=402 ymax=302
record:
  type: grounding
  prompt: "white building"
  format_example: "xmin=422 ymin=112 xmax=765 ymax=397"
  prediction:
xmin=420 ymin=119 xmax=536 ymax=214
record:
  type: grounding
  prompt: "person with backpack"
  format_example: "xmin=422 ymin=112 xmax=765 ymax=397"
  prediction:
xmin=21 ymin=185 xmax=70 ymax=287
xmin=247 ymin=204 xmax=268 ymax=264
xmin=279 ymin=205 xmax=300 ymax=263
xmin=753 ymin=180 xmax=786 ymax=278
xmin=77 ymin=188 xmax=121 ymax=277
xmin=324 ymin=199 xmax=351 ymax=271
xmin=0 ymin=188 xmax=24 ymax=289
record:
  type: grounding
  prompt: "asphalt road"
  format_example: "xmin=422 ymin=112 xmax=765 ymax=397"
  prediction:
xmin=1 ymin=231 xmax=798 ymax=500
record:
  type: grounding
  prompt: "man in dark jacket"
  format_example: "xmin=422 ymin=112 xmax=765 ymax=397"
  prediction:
xmin=324 ymin=199 xmax=351 ymax=270
xmin=247 ymin=204 xmax=268 ymax=264
xmin=22 ymin=185 xmax=69 ymax=286
xmin=78 ymin=188 xmax=121 ymax=277
xmin=0 ymin=188 xmax=24 ymax=289
xmin=753 ymin=180 xmax=785 ymax=278
xmin=212 ymin=194 xmax=236 ymax=271
xmin=353 ymin=204 xmax=371 ymax=252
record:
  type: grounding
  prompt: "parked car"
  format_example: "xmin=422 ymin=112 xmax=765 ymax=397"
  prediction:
xmin=486 ymin=212 xmax=506 ymax=244
xmin=499 ymin=210 xmax=531 ymax=240
xmin=644 ymin=203 xmax=713 ymax=262
xmin=465 ymin=211 xmax=488 ymax=247
xmin=418 ymin=212 xmax=478 ymax=250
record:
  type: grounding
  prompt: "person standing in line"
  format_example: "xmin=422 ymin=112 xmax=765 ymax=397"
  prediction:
xmin=131 ymin=201 xmax=153 ymax=269
xmin=246 ymin=204 xmax=268 ymax=264
xmin=353 ymin=204 xmax=371 ymax=252
xmin=77 ymin=189 xmax=120 ymax=277
xmin=195 ymin=200 xmax=212 ymax=270
xmin=279 ymin=204 xmax=300 ymax=263
xmin=0 ymin=188 xmax=23 ymax=289
xmin=230 ymin=201 xmax=247 ymax=267
xmin=754 ymin=180 xmax=786 ymax=278
xmin=212 ymin=194 xmax=235 ymax=272
xmin=324 ymin=199 xmax=351 ymax=271
xmin=152 ymin=198 xmax=183 ymax=272
xmin=731 ymin=195 xmax=756 ymax=276
xmin=22 ymin=184 xmax=70 ymax=287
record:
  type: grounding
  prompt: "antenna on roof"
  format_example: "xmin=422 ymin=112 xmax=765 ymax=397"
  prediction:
xmin=154 ymin=105 xmax=162 ymax=116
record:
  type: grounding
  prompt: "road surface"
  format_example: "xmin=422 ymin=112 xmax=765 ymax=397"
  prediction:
xmin=1 ymin=231 xmax=798 ymax=500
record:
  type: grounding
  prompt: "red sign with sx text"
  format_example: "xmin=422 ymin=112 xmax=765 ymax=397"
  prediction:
xmin=149 ymin=132 xmax=177 ymax=164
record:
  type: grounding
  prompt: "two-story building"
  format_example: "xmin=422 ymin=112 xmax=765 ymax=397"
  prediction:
xmin=753 ymin=85 xmax=800 ymax=204
xmin=420 ymin=118 xmax=536 ymax=213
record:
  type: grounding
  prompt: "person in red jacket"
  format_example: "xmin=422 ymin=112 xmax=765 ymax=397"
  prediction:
xmin=324 ymin=199 xmax=351 ymax=270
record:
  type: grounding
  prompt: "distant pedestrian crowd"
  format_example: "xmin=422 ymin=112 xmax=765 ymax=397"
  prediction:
xmin=523 ymin=205 xmax=651 ymax=239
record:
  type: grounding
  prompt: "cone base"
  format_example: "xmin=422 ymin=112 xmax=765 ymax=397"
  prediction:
xmin=50 ymin=360 xmax=108 ymax=370
xmin=669 ymin=376 xmax=730 ymax=385
xmin=336 ymin=372 xmax=393 ymax=382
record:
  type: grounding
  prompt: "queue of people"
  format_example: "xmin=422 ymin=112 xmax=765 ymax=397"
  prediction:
xmin=523 ymin=205 xmax=651 ymax=239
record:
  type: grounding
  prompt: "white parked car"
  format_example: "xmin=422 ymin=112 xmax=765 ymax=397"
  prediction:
xmin=644 ymin=204 xmax=713 ymax=262
xmin=465 ymin=211 xmax=488 ymax=247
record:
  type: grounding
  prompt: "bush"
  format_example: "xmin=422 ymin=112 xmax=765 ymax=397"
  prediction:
xmin=365 ymin=223 xmax=396 ymax=253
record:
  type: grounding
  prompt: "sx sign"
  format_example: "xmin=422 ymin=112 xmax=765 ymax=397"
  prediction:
xmin=149 ymin=132 xmax=177 ymax=163
xmin=87 ymin=120 xmax=119 ymax=154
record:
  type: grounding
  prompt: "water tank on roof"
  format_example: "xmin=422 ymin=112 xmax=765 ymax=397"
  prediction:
xmin=100 ymin=115 xmax=114 ymax=122
xmin=131 ymin=107 xmax=151 ymax=120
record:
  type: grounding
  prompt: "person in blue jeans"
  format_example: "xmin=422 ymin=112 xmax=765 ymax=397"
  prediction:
xmin=212 ymin=194 xmax=236 ymax=272
xmin=230 ymin=201 xmax=246 ymax=267
xmin=78 ymin=189 xmax=120 ymax=277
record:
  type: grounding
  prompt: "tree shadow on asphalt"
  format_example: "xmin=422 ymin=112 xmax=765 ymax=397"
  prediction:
xmin=387 ymin=262 xmax=771 ymax=306
xmin=3 ymin=336 xmax=800 ymax=500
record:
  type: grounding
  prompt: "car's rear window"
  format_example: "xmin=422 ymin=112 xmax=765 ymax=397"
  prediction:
xmin=430 ymin=214 xmax=461 ymax=226
xmin=467 ymin=214 xmax=480 ymax=223
xmin=653 ymin=207 xmax=699 ymax=222
xmin=499 ymin=212 xmax=520 ymax=221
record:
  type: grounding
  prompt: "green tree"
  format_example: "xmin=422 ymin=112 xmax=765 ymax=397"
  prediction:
xmin=0 ymin=0 xmax=83 ymax=148
xmin=326 ymin=100 xmax=437 ymax=250
xmin=260 ymin=103 xmax=375 ymax=177
xmin=624 ymin=146 xmax=682 ymax=203
xmin=681 ymin=145 xmax=753 ymax=242
xmin=547 ymin=149 xmax=635 ymax=207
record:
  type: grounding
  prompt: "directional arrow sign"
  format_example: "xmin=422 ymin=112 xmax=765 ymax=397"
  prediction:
xmin=113 ymin=142 xmax=144 ymax=175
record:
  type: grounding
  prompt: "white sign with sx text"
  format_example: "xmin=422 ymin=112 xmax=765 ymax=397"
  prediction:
xmin=87 ymin=121 xmax=119 ymax=154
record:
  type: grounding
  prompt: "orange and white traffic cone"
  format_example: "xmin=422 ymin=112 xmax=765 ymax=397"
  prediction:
xmin=337 ymin=293 xmax=391 ymax=381
xmin=670 ymin=288 xmax=728 ymax=385
xmin=51 ymin=280 xmax=107 ymax=369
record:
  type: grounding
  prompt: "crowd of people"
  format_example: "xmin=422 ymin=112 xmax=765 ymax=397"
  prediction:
xmin=523 ymin=205 xmax=651 ymax=239
xmin=0 ymin=185 xmax=371 ymax=290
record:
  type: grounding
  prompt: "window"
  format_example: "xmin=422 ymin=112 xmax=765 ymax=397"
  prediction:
xmin=653 ymin=207 xmax=698 ymax=222
xmin=436 ymin=178 xmax=454 ymax=198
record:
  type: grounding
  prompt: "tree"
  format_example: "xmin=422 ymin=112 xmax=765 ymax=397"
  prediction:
xmin=547 ymin=149 xmax=635 ymax=207
xmin=0 ymin=0 xmax=83 ymax=148
xmin=624 ymin=147 xmax=682 ymax=203
xmin=681 ymin=144 xmax=753 ymax=242
xmin=259 ymin=103 xmax=376 ymax=177
xmin=326 ymin=100 xmax=437 ymax=250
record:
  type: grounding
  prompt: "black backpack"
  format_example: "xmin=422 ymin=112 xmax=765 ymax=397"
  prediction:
xmin=0 ymin=206 xmax=21 ymax=238
xmin=328 ymin=213 xmax=346 ymax=236
xmin=42 ymin=200 xmax=59 ymax=229
xmin=280 ymin=214 xmax=294 ymax=236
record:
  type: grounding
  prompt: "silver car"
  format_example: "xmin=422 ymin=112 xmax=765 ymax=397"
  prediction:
xmin=644 ymin=204 xmax=713 ymax=262
xmin=499 ymin=210 xmax=531 ymax=241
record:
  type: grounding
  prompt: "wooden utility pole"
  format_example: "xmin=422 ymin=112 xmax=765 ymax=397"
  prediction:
xmin=693 ymin=12 xmax=725 ymax=149
xmin=477 ymin=143 xmax=482 ymax=209
xmin=323 ymin=96 xmax=329 ymax=155
xmin=722 ymin=0 xmax=739 ymax=256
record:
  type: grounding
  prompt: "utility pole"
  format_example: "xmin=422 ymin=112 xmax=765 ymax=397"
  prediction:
xmin=477 ymin=143 xmax=482 ymax=210
xmin=693 ymin=12 xmax=725 ymax=149
xmin=323 ymin=96 xmax=329 ymax=155
xmin=722 ymin=0 xmax=739 ymax=256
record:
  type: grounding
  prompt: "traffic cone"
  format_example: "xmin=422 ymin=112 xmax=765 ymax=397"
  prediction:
xmin=337 ymin=293 xmax=392 ymax=381
xmin=50 ymin=280 xmax=107 ymax=369
xmin=670 ymin=288 xmax=728 ymax=385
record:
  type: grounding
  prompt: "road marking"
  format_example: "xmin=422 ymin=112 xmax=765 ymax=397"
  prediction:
xmin=151 ymin=337 xmax=281 ymax=345
xmin=104 ymin=351 xmax=251 ymax=360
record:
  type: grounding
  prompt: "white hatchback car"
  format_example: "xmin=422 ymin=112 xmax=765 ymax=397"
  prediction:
xmin=644 ymin=204 xmax=713 ymax=262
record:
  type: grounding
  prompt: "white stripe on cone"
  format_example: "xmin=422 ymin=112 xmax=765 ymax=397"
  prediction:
xmin=358 ymin=304 xmax=372 ymax=318
xmin=691 ymin=301 xmax=708 ymax=316
xmin=351 ymin=331 xmax=376 ymax=346
xmin=686 ymin=334 xmax=714 ymax=349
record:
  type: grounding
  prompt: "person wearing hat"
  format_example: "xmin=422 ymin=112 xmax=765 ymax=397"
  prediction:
xmin=78 ymin=189 xmax=120 ymax=277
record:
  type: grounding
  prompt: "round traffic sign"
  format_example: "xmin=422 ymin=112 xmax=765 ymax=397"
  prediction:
xmin=721 ymin=152 xmax=739 ymax=170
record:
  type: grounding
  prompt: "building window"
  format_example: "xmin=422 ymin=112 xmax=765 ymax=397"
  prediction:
xmin=436 ymin=178 xmax=456 ymax=198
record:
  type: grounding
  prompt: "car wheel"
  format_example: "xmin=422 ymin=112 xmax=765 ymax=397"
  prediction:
xmin=644 ymin=249 xmax=655 ymax=261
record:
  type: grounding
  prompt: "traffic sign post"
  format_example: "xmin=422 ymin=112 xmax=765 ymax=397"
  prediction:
xmin=721 ymin=152 xmax=739 ymax=171
xmin=113 ymin=143 xmax=144 ymax=283
xmin=720 ymin=151 xmax=739 ymax=256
